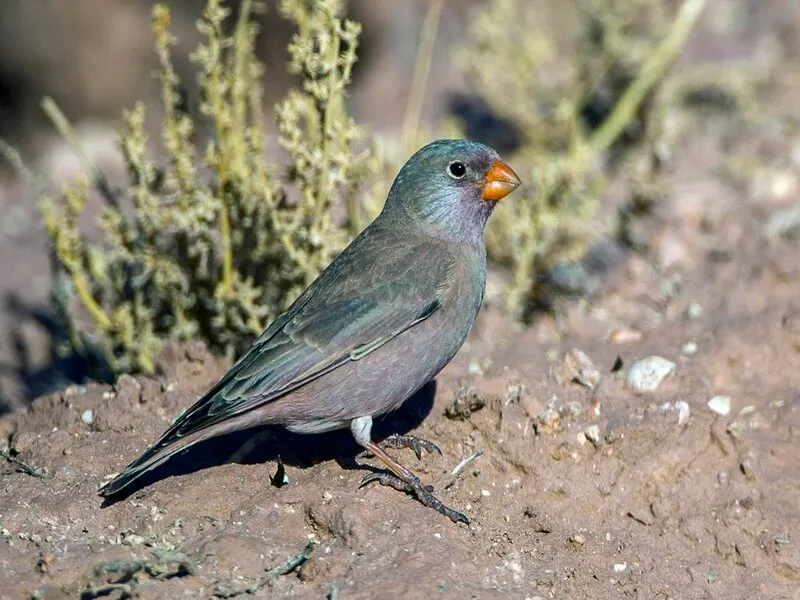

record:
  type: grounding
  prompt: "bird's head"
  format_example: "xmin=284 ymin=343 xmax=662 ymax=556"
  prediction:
xmin=382 ymin=139 xmax=520 ymax=245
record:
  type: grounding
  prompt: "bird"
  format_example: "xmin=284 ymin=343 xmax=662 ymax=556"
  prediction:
xmin=99 ymin=139 xmax=520 ymax=524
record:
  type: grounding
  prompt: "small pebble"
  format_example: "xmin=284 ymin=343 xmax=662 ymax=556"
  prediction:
xmin=563 ymin=401 xmax=584 ymax=418
xmin=550 ymin=442 xmax=572 ymax=461
xmin=707 ymin=395 xmax=731 ymax=416
xmin=80 ymin=410 xmax=94 ymax=425
xmin=717 ymin=471 xmax=729 ymax=485
xmin=681 ymin=341 xmax=698 ymax=356
xmin=625 ymin=356 xmax=676 ymax=393
xmin=570 ymin=534 xmax=586 ymax=545
xmin=686 ymin=302 xmax=703 ymax=319
xmin=774 ymin=535 xmax=791 ymax=545
xmin=445 ymin=386 xmax=486 ymax=421
xmin=583 ymin=425 xmax=601 ymax=447
xmin=606 ymin=327 xmax=643 ymax=344
xmin=766 ymin=203 xmax=800 ymax=237
xmin=503 ymin=383 xmax=524 ymax=405
xmin=613 ymin=563 xmax=628 ymax=573
xmin=481 ymin=489 xmax=491 ymax=497
xmin=535 ymin=408 xmax=562 ymax=435
xmin=675 ymin=401 xmax=691 ymax=425
xmin=740 ymin=457 xmax=756 ymax=479
xmin=467 ymin=362 xmax=484 ymax=376
xmin=727 ymin=421 xmax=745 ymax=438
xmin=552 ymin=349 xmax=600 ymax=390
xmin=122 ymin=533 xmax=144 ymax=546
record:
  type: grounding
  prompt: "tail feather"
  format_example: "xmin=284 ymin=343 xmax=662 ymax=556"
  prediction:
xmin=99 ymin=437 xmax=191 ymax=497
xmin=99 ymin=407 xmax=255 ymax=497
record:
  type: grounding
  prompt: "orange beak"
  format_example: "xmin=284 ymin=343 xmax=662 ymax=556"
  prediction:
xmin=481 ymin=160 xmax=521 ymax=201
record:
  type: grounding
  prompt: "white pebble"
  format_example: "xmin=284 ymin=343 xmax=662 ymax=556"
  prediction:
xmin=626 ymin=356 xmax=676 ymax=393
xmin=707 ymin=395 xmax=731 ymax=416
xmin=584 ymin=425 xmax=601 ymax=446
xmin=686 ymin=302 xmax=703 ymax=319
xmin=81 ymin=410 xmax=94 ymax=425
xmin=675 ymin=401 xmax=691 ymax=425
xmin=613 ymin=563 xmax=628 ymax=572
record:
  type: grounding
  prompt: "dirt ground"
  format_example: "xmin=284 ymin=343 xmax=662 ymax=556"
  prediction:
xmin=2 ymin=120 xmax=799 ymax=598
xmin=2 ymin=2 xmax=800 ymax=599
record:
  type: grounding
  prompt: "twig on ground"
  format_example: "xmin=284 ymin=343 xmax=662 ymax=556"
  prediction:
xmin=265 ymin=541 xmax=315 ymax=579
xmin=444 ymin=449 xmax=483 ymax=490
xmin=450 ymin=449 xmax=483 ymax=477
xmin=81 ymin=582 xmax=133 ymax=599
xmin=214 ymin=541 xmax=316 ymax=598
xmin=0 ymin=448 xmax=47 ymax=479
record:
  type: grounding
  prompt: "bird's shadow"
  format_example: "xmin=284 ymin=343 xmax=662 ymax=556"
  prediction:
xmin=100 ymin=380 xmax=438 ymax=506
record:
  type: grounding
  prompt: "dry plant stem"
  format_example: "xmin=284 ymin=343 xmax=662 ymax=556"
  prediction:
xmin=38 ymin=99 xmax=119 ymax=336
xmin=40 ymin=97 xmax=119 ymax=209
xmin=586 ymin=0 xmax=707 ymax=155
xmin=508 ymin=201 xmax=540 ymax=316
xmin=217 ymin=542 xmax=315 ymax=596
xmin=401 ymin=0 xmax=445 ymax=153
xmin=450 ymin=449 xmax=483 ymax=476
xmin=0 ymin=448 xmax=46 ymax=478
xmin=232 ymin=0 xmax=255 ymax=165
xmin=0 ymin=139 xmax=39 ymax=191
xmin=204 ymin=5 xmax=235 ymax=296
xmin=154 ymin=5 xmax=197 ymax=201
xmin=40 ymin=202 xmax=114 ymax=333
xmin=83 ymin=583 xmax=132 ymax=599
xmin=265 ymin=541 xmax=315 ymax=579
xmin=314 ymin=9 xmax=341 ymax=232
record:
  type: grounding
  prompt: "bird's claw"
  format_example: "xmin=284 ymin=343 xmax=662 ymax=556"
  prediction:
xmin=359 ymin=470 xmax=469 ymax=525
xmin=360 ymin=471 xmax=412 ymax=492
xmin=359 ymin=433 xmax=442 ymax=460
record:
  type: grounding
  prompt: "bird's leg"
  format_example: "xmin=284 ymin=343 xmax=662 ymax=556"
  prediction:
xmin=350 ymin=416 xmax=468 ymax=524
xmin=360 ymin=433 xmax=442 ymax=460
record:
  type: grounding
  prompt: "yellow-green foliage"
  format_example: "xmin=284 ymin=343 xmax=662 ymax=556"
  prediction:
xmin=456 ymin=0 xmax=705 ymax=317
xmin=38 ymin=0 xmax=376 ymax=376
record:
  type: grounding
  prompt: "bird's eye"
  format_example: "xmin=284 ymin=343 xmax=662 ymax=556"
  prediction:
xmin=447 ymin=161 xmax=467 ymax=179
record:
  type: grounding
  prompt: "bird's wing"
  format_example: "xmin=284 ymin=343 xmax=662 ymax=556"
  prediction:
xmin=143 ymin=232 xmax=454 ymax=454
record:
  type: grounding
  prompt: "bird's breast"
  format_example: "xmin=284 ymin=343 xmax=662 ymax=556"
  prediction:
xmin=431 ymin=245 xmax=487 ymax=354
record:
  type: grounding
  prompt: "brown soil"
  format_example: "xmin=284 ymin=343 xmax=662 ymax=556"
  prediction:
xmin=2 ymin=122 xmax=799 ymax=598
xmin=2 ymin=3 xmax=800 ymax=599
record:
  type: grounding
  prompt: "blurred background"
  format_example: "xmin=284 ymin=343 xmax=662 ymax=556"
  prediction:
xmin=0 ymin=0 xmax=798 ymax=409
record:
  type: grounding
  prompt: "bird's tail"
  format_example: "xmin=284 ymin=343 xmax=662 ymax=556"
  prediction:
xmin=98 ymin=436 xmax=191 ymax=497
xmin=99 ymin=408 xmax=254 ymax=497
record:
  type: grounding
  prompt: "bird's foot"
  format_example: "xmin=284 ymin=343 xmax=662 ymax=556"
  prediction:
xmin=360 ymin=471 xmax=469 ymax=525
xmin=359 ymin=433 xmax=442 ymax=461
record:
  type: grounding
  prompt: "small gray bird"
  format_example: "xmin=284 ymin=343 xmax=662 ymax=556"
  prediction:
xmin=100 ymin=139 xmax=520 ymax=523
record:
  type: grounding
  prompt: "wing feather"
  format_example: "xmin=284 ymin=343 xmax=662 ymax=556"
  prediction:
xmin=143 ymin=229 xmax=453 ymax=452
